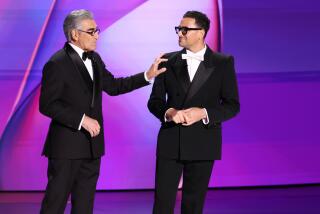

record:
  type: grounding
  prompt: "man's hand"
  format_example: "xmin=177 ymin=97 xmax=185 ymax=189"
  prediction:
xmin=81 ymin=115 xmax=101 ymax=137
xmin=165 ymin=108 xmax=187 ymax=124
xmin=146 ymin=54 xmax=168 ymax=80
xmin=182 ymin=107 xmax=207 ymax=126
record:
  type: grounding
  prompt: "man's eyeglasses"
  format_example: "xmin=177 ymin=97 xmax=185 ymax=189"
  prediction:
xmin=77 ymin=27 xmax=101 ymax=36
xmin=175 ymin=26 xmax=202 ymax=36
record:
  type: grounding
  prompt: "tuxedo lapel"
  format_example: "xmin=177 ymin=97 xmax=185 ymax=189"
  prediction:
xmin=91 ymin=56 xmax=100 ymax=108
xmin=173 ymin=49 xmax=190 ymax=93
xmin=184 ymin=47 xmax=215 ymax=104
xmin=64 ymin=43 xmax=93 ymax=92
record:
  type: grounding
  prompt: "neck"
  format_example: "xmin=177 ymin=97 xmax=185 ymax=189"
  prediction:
xmin=69 ymin=41 xmax=85 ymax=51
xmin=187 ymin=42 xmax=205 ymax=53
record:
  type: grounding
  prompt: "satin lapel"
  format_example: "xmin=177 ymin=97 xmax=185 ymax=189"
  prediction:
xmin=91 ymin=56 xmax=100 ymax=108
xmin=64 ymin=43 xmax=93 ymax=92
xmin=184 ymin=47 xmax=215 ymax=103
xmin=173 ymin=49 xmax=190 ymax=93
xmin=184 ymin=62 xmax=214 ymax=103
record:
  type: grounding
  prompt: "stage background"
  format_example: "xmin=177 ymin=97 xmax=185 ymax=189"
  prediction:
xmin=0 ymin=0 xmax=319 ymax=190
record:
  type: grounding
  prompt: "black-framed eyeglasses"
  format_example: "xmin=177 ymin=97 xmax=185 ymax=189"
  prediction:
xmin=175 ymin=26 xmax=202 ymax=36
xmin=77 ymin=27 xmax=101 ymax=36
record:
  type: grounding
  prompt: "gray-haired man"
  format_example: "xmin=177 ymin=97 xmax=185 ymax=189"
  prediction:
xmin=39 ymin=9 xmax=166 ymax=213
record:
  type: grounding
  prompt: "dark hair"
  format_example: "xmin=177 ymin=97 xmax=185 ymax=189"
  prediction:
xmin=183 ymin=11 xmax=210 ymax=38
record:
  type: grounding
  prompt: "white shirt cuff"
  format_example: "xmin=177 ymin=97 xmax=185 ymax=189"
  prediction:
xmin=78 ymin=114 xmax=85 ymax=130
xmin=202 ymin=108 xmax=209 ymax=125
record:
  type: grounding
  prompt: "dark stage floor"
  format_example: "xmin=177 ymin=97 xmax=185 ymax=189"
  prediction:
xmin=0 ymin=185 xmax=319 ymax=213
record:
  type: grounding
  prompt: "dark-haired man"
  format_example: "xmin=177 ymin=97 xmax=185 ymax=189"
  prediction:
xmin=148 ymin=11 xmax=240 ymax=214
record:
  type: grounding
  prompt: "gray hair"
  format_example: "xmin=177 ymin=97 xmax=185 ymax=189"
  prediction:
xmin=63 ymin=9 xmax=94 ymax=41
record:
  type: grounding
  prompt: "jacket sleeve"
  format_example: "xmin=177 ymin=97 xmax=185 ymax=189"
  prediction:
xmin=96 ymin=55 xmax=149 ymax=96
xmin=39 ymin=61 xmax=83 ymax=130
xmin=206 ymin=56 xmax=240 ymax=127
xmin=147 ymin=72 xmax=168 ymax=123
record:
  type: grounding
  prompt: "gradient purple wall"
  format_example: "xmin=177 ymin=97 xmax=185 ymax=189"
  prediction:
xmin=0 ymin=0 xmax=319 ymax=190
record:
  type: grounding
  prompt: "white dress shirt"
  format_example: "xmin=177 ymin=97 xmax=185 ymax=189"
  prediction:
xmin=165 ymin=45 xmax=209 ymax=124
xmin=69 ymin=43 xmax=94 ymax=80
xmin=68 ymin=43 xmax=92 ymax=130
xmin=184 ymin=45 xmax=207 ymax=82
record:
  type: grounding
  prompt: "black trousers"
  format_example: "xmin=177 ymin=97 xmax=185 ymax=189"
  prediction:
xmin=40 ymin=158 xmax=101 ymax=214
xmin=153 ymin=158 xmax=214 ymax=214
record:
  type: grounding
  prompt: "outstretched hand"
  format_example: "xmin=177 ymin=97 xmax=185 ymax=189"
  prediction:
xmin=146 ymin=53 xmax=168 ymax=80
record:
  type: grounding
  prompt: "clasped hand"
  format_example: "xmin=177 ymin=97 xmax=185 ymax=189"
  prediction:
xmin=166 ymin=107 xmax=207 ymax=126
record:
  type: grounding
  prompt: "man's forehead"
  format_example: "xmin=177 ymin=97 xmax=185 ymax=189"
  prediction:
xmin=180 ymin=18 xmax=196 ymax=27
xmin=80 ymin=19 xmax=97 ymax=28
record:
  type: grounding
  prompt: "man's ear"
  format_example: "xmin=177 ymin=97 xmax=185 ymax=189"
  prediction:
xmin=70 ymin=29 xmax=78 ymax=42
xmin=200 ymin=29 xmax=205 ymax=39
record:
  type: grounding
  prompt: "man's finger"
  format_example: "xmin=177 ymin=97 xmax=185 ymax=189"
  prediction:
xmin=157 ymin=68 xmax=166 ymax=74
xmin=182 ymin=120 xmax=191 ymax=126
xmin=89 ymin=130 xmax=94 ymax=138
xmin=156 ymin=53 xmax=165 ymax=61
xmin=93 ymin=128 xmax=97 ymax=137
xmin=155 ymin=58 xmax=168 ymax=65
xmin=173 ymin=116 xmax=180 ymax=124
xmin=93 ymin=129 xmax=98 ymax=137
xmin=175 ymin=115 xmax=181 ymax=123
xmin=182 ymin=120 xmax=195 ymax=126
xmin=180 ymin=113 xmax=188 ymax=123
xmin=181 ymin=113 xmax=188 ymax=123
xmin=183 ymin=108 xmax=192 ymax=113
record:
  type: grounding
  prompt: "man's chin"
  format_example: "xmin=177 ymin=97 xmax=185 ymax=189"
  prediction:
xmin=88 ymin=46 xmax=96 ymax=52
xmin=178 ymin=42 xmax=185 ymax=48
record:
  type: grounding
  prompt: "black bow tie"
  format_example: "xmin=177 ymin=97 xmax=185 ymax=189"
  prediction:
xmin=82 ymin=51 xmax=93 ymax=61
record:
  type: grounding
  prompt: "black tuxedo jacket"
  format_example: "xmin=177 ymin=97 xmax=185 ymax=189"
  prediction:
xmin=40 ymin=43 xmax=149 ymax=159
xmin=148 ymin=47 xmax=240 ymax=160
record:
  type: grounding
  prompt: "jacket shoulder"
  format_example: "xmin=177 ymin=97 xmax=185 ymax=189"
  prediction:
xmin=164 ymin=51 xmax=180 ymax=60
xmin=48 ymin=48 xmax=68 ymax=64
xmin=211 ymin=51 xmax=234 ymax=62
xmin=91 ymin=51 xmax=104 ymax=65
xmin=43 ymin=49 xmax=70 ymax=75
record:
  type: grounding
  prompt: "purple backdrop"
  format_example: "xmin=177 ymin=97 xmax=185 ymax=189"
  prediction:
xmin=0 ymin=0 xmax=319 ymax=190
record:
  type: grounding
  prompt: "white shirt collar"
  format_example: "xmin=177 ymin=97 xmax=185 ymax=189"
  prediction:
xmin=69 ymin=43 xmax=85 ymax=59
xmin=186 ymin=45 xmax=207 ymax=57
